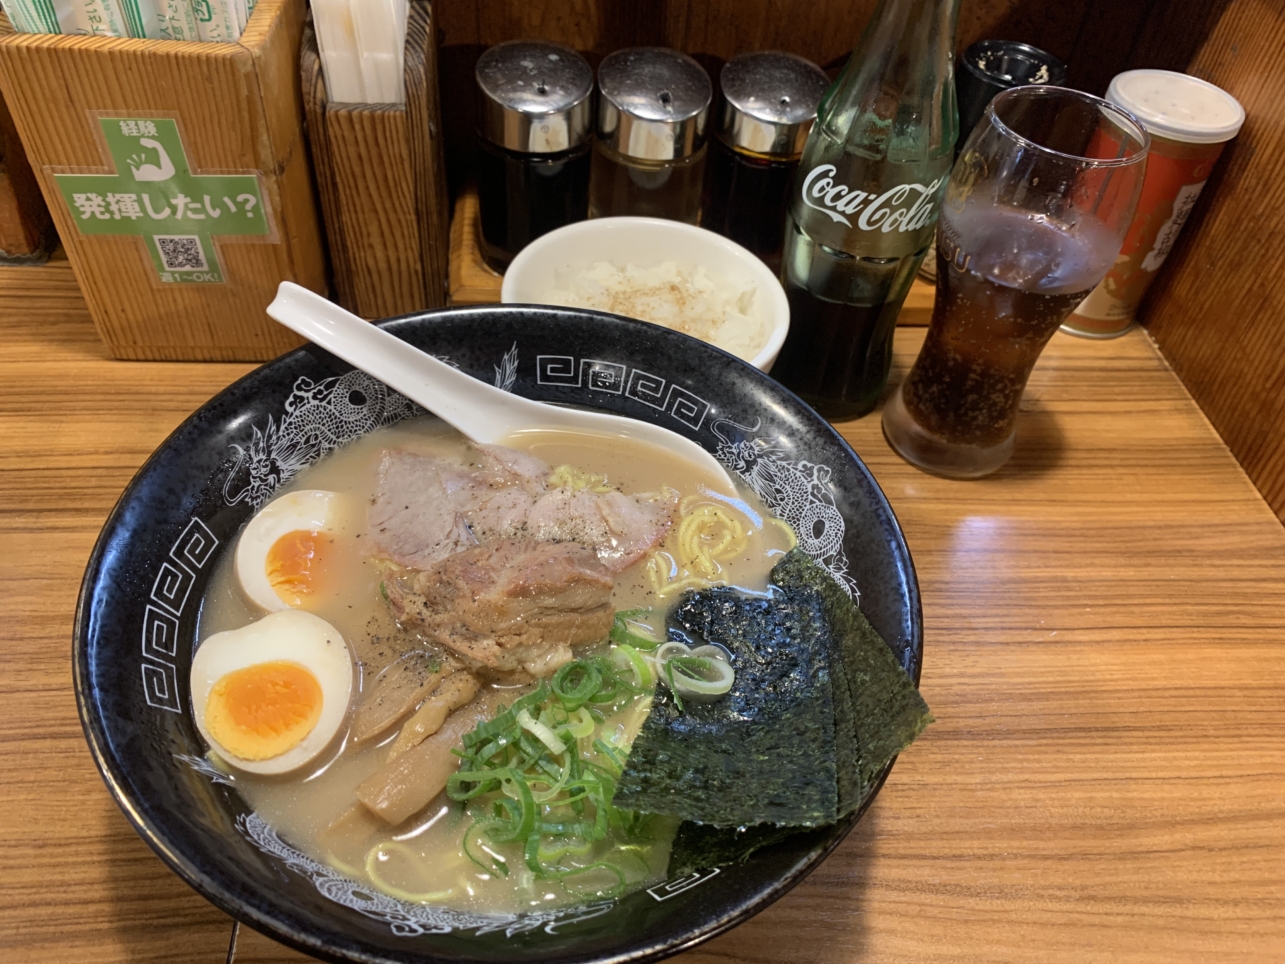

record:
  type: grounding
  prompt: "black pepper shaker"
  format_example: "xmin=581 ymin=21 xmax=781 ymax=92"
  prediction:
xmin=701 ymin=51 xmax=829 ymax=276
xmin=956 ymin=40 xmax=1067 ymax=154
xmin=475 ymin=41 xmax=594 ymax=272
xmin=589 ymin=47 xmax=712 ymax=224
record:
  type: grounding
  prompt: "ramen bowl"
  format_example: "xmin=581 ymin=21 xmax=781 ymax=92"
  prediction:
xmin=75 ymin=305 xmax=921 ymax=964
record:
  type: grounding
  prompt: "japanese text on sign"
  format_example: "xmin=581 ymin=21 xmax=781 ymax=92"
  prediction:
xmin=54 ymin=117 xmax=271 ymax=284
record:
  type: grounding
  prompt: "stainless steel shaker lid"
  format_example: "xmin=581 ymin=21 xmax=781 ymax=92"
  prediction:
xmin=597 ymin=47 xmax=712 ymax=161
xmin=476 ymin=41 xmax=594 ymax=153
xmin=718 ymin=51 xmax=829 ymax=156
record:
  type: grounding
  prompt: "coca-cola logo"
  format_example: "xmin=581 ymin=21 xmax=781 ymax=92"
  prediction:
xmin=801 ymin=165 xmax=944 ymax=232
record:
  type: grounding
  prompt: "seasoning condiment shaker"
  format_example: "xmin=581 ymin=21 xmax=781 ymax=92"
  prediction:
xmin=589 ymin=47 xmax=712 ymax=224
xmin=701 ymin=51 xmax=829 ymax=275
xmin=956 ymin=40 xmax=1067 ymax=154
xmin=475 ymin=41 xmax=594 ymax=272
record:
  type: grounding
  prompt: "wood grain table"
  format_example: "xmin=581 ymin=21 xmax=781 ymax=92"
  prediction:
xmin=3 ymin=267 xmax=1283 ymax=963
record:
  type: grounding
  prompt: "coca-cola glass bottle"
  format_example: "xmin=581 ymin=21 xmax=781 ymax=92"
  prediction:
xmin=770 ymin=0 xmax=960 ymax=420
xmin=882 ymin=86 xmax=1149 ymax=478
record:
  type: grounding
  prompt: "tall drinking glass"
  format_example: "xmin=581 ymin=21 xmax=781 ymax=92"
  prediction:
xmin=882 ymin=86 xmax=1148 ymax=477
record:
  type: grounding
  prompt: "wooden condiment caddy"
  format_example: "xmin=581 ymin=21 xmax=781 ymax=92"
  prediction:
xmin=300 ymin=0 xmax=449 ymax=320
xmin=0 ymin=0 xmax=325 ymax=360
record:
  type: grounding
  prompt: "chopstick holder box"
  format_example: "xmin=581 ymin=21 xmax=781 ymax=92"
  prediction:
xmin=0 ymin=0 xmax=325 ymax=360
xmin=301 ymin=0 xmax=449 ymax=319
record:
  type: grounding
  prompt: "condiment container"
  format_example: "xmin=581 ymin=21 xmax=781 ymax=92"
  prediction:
xmin=589 ymin=47 xmax=711 ymax=224
xmin=700 ymin=51 xmax=828 ymax=276
xmin=955 ymin=40 xmax=1066 ymax=152
xmin=475 ymin=40 xmax=593 ymax=272
xmin=1064 ymin=69 xmax=1245 ymax=338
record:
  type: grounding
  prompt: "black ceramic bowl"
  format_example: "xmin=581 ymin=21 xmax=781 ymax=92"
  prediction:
xmin=75 ymin=306 xmax=922 ymax=964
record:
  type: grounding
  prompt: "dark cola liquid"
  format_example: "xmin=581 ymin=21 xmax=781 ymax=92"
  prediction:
xmin=902 ymin=207 xmax=1114 ymax=446
xmin=772 ymin=213 xmax=926 ymax=420
xmin=776 ymin=287 xmax=904 ymax=419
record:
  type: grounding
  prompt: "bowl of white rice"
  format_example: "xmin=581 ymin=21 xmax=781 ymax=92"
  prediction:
xmin=500 ymin=217 xmax=790 ymax=371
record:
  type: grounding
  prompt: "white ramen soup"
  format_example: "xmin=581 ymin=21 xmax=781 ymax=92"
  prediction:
xmin=194 ymin=418 xmax=795 ymax=914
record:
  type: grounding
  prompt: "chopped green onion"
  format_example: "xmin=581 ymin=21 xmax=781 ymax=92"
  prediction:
xmin=593 ymin=738 xmax=626 ymax=773
xmin=565 ymin=707 xmax=595 ymax=739
xmin=689 ymin=644 xmax=732 ymax=665
xmin=655 ymin=640 xmax=693 ymax=663
xmin=667 ymin=655 xmax=735 ymax=700
xmin=487 ymin=776 xmax=536 ymax=843
xmin=447 ymin=655 xmax=654 ymax=893
xmin=610 ymin=609 xmax=663 ymax=651
xmin=517 ymin=707 xmax=567 ymax=756
xmin=551 ymin=661 xmax=601 ymax=710
xmin=612 ymin=643 xmax=653 ymax=691
xmin=462 ymin=682 xmax=549 ymax=750
xmin=662 ymin=659 xmax=686 ymax=713
xmin=651 ymin=640 xmax=736 ymax=709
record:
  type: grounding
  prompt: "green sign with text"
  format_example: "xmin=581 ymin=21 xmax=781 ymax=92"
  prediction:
xmin=55 ymin=118 xmax=269 ymax=284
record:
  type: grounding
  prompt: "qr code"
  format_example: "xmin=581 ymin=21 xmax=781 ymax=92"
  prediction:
xmin=154 ymin=235 xmax=207 ymax=271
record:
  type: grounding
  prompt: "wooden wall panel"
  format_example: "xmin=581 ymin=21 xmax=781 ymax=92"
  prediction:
xmin=1140 ymin=0 xmax=1285 ymax=525
xmin=664 ymin=0 xmax=879 ymax=69
xmin=435 ymin=0 xmax=1224 ymax=89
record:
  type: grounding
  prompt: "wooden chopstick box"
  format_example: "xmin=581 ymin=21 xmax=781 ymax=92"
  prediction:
xmin=300 ymin=0 xmax=449 ymax=319
xmin=0 ymin=0 xmax=325 ymax=360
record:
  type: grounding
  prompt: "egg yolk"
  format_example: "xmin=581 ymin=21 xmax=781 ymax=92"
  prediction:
xmin=204 ymin=660 xmax=324 ymax=761
xmin=265 ymin=530 xmax=331 ymax=606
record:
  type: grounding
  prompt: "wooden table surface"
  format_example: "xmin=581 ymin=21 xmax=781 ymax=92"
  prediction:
xmin=3 ymin=269 xmax=1284 ymax=963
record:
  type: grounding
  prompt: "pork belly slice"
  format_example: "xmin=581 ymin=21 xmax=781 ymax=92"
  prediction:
xmin=384 ymin=539 xmax=614 ymax=677
xmin=528 ymin=486 xmax=680 ymax=572
xmin=465 ymin=485 xmax=537 ymax=543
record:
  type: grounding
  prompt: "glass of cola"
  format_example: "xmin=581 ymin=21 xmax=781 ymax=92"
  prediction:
xmin=882 ymin=86 xmax=1149 ymax=477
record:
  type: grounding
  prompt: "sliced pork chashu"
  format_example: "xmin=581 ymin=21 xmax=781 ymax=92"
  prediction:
xmin=368 ymin=451 xmax=486 ymax=568
xmin=369 ymin=446 xmax=679 ymax=573
xmin=384 ymin=538 xmax=614 ymax=677
xmin=527 ymin=486 xmax=680 ymax=571
xmin=369 ymin=445 xmax=553 ymax=568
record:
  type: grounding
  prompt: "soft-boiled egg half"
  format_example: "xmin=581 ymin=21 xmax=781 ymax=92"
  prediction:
xmin=191 ymin=609 xmax=353 ymax=775
xmin=236 ymin=489 xmax=353 ymax=611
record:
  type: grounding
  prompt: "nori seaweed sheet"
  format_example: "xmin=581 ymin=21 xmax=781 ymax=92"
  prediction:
xmin=772 ymin=550 xmax=933 ymax=799
xmin=666 ymin=821 xmax=823 ymax=878
xmin=621 ymin=550 xmax=935 ymax=874
xmin=613 ymin=586 xmax=840 ymax=827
